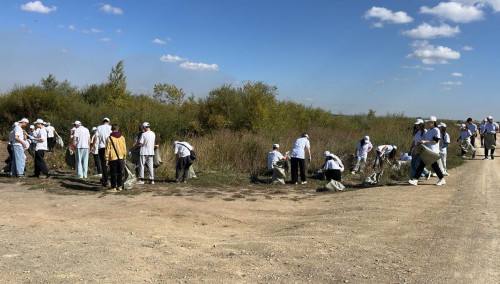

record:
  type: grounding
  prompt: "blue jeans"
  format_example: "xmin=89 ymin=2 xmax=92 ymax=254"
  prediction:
xmin=12 ymin=145 xmax=25 ymax=176
xmin=75 ymin=148 xmax=89 ymax=178
xmin=410 ymin=155 xmax=429 ymax=179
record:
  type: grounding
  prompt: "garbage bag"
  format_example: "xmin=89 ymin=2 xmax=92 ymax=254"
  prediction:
xmin=414 ymin=144 xmax=441 ymax=165
xmin=317 ymin=179 xmax=345 ymax=192
xmin=122 ymin=163 xmax=136 ymax=190
xmin=56 ymin=135 xmax=64 ymax=148
xmin=65 ymin=147 xmax=75 ymax=168
xmin=153 ymin=147 xmax=163 ymax=168
xmin=485 ymin=133 xmax=496 ymax=150
xmin=363 ymin=171 xmax=383 ymax=186
xmin=271 ymin=160 xmax=287 ymax=185
xmin=460 ymin=140 xmax=475 ymax=154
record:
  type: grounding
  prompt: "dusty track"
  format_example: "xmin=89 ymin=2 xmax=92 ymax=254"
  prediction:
xmin=0 ymin=148 xmax=499 ymax=283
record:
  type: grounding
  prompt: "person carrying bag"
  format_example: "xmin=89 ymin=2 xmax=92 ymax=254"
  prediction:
xmin=105 ymin=124 xmax=127 ymax=192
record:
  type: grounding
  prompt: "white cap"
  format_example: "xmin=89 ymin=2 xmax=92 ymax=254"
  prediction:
xmin=363 ymin=136 xmax=370 ymax=142
xmin=273 ymin=144 xmax=279 ymax=149
xmin=74 ymin=121 xmax=81 ymax=125
xmin=484 ymin=119 xmax=487 ymax=122
xmin=12 ymin=122 xmax=19 ymax=128
xmin=460 ymin=124 xmax=466 ymax=128
xmin=142 ymin=122 xmax=150 ymax=128
xmin=414 ymin=118 xmax=424 ymax=124
xmin=46 ymin=122 xmax=50 ymax=125
xmin=487 ymin=116 xmax=493 ymax=120
xmin=323 ymin=151 xmax=331 ymax=159
xmin=91 ymin=127 xmax=97 ymax=131
xmin=393 ymin=145 xmax=398 ymax=150
xmin=35 ymin=118 xmax=44 ymax=124
xmin=29 ymin=125 xmax=35 ymax=129
xmin=438 ymin=122 xmax=447 ymax=128
xmin=19 ymin=118 xmax=29 ymax=123
xmin=302 ymin=133 xmax=309 ymax=138
xmin=425 ymin=116 xmax=437 ymax=122
xmin=103 ymin=117 xmax=110 ymax=122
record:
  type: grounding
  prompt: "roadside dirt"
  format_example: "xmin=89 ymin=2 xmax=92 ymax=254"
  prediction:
xmin=0 ymin=146 xmax=499 ymax=283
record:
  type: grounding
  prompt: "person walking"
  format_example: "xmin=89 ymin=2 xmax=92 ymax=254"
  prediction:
xmin=105 ymin=124 xmax=126 ymax=192
xmin=457 ymin=124 xmax=473 ymax=159
xmin=322 ymin=153 xmax=344 ymax=182
xmin=290 ymin=133 xmax=311 ymax=185
xmin=351 ymin=136 xmax=372 ymax=174
xmin=479 ymin=119 xmax=487 ymax=148
xmin=72 ymin=121 xmax=91 ymax=179
xmin=408 ymin=116 xmax=446 ymax=186
xmin=466 ymin=118 xmax=478 ymax=148
xmin=372 ymin=145 xmax=397 ymax=169
xmin=134 ymin=122 xmax=156 ymax=184
xmin=438 ymin=122 xmax=450 ymax=176
xmin=482 ymin=116 xmax=499 ymax=160
xmin=267 ymin=144 xmax=287 ymax=175
xmin=32 ymin=119 xmax=51 ymax=178
xmin=45 ymin=122 xmax=58 ymax=152
xmin=408 ymin=119 xmax=430 ymax=179
xmin=90 ymin=127 xmax=102 ymax=177
xmin=174 ymin=141 xmax=195 ymax=183
xmin=96 ymin=118 xmax=112 ymax=186
xmin=11 ymin=118 xmax=29 ymax=178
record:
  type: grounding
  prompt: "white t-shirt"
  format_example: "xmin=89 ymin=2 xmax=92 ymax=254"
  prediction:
xmin=323 ymin=155 xmax=344 ymax=172
xmin=139 ymin=130 xmax=156 ymax=155
xmin=46 ymin=126 xmax=55 ymax=138
xmin=12 ymin=125 xmax=24 ymax=146
xmin=73 ymin=126 xmax=90 ymax=149
xmin=34 ymin=127 xmax=48 ymax=151
xmin=484 ymin=122 xmax=499 ymax=134
xmin=440 ymin=132 xmax=450 ymax=155
xmin=423 ymin=127 xmax=441 ymax=153
xmin=355 ymin=141 xmax=373 ymax=158
xmin=290 ymin=137 xmax=310 ymax=159
xmin=479 ymin=123 xmax=486 ymax=134
xmin=267 ymin=150 xmax=284 ymax=170
xmin=375 ymin=145 xmax=394 ymax=155
xmin=91 ymin=134 xmax=99 ymax=154
xmin=467 ymin=123 xmax=477 ymax=134
xmin=460 ymin=130 xmax=472 ymax=140
xmin=413 ymin=129 xmax=427 ymax=146
xmin=174 ymin=142 xmax=193 ymax=158
xmin=96 ymin=124 xmax=112 ymax=149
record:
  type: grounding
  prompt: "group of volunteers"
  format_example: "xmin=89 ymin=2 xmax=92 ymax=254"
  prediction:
xmin=267 ymin=115 xmax=499 ymax=187
xmin=5 ymin=117 xmax=196 ymax=192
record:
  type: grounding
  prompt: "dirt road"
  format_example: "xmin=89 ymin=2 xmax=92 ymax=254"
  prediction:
xmin=1 ymin=148 xmax=499 ymax=283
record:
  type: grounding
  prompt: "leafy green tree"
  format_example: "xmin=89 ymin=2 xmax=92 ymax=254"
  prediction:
xmin=153 ymin=83 xmax=185 ymax=105
xmin=41 ymin=73 xmax=58 ymax=91
xmin=106 ymin=60 xmax=129 ymax=106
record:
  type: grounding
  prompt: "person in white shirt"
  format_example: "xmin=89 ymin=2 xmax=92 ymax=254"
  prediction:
xmin=132 ymin=122 xmax=157 ymax=184
xmin=174 ymin=141 xmax=195 ymax=183
xmin=32 ymin=119 xmax=50 ymax=178
xmin=479 ymin=119 xmax=487 ymax=148
xmin=72 ymin=121 xmax=91 ymax=179
xmin=438 ymin=123 xmax=450 ymax=176
xmin=290 ymin=133 xmax=311 ymax=185
xmin=267 ymin=144 xmax=287 ymax=174
xmin=457 ymin=124 xmax=473 ymax=158
xmin=95 ymin=118 xmax=112 ymax=186
xmin=351 ymin=136 xmax=372 ymax=174
xmin=409 ymin=116 xmax=446 ymax=186
xmin=11 ymin=118 xmax=29 ymax=178
xmin=322 ymin=153 xmax=344 ymax=182
xmin=466 ymin=118 xmax=478 ymax=148
xmin=372 ymin=145 xmax=397 ymax=169
xmin=408 ymin=119 xmax=430 ymax=179
xmin=482 ymin=115 xmax=499 ymax=160
xmin=45 ymin=122 xmax=58 ymax=152
xmin=90 ymin=127 xmax=102 ymax=177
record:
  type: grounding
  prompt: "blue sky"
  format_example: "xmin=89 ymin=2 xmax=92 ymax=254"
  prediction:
xmin=1 ymin=0 xmax=499 ymax=120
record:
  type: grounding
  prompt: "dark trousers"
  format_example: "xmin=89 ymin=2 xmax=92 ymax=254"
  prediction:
xmin=325 ymin=169 xmax=341 ymax=182
xmin=470 ymin=136 xmax=476 ymax=147
xmin=34 ymin=150 xmax=49 ymax=176
xmin=93 ymin=154 xmax=102 ymax=174
xmin=414 ymin=160 xmax=443 ymax=180
xmin=109 ymin=160 xmax=124 ymax=188
xmin=175 ymin=156 xmax=192 ymax=181
xmin=480 ymin=135 xmax=485 ymax=147
xmin=485 ymin=148 xmax=495 ymax=157
xmin=98 ymin=148 xmax=108 ymax=185
xmin=373 ymin=151 xmax=384 ymax=169
xmin=47 ymin=137 xmax=55 ymax=152
xmin=290 ymin=157 xmax=306 ymax=183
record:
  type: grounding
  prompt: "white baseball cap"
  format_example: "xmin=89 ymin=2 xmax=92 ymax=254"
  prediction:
xmin=460 ymin=124 xmax=466 ymax=128
xmin=91 ymin=127 xmax=97 ymax=131
xmin=103 ymin=117 xmax=110 ymax=122
xmin=19 ymin=118 xmax=29 ymax=123
xmin=363 ymin=136 xmax=370 ymax=142
xmin=424 ymin=116 xmax=437 ymax=122
xmin=273 ymin=144 xmax=279 ymax=148
xmin=74 ymin=120 xmax=81 ymax=125
xmin=414 ymin=118 xmax=424 ymax=124
xmin=35 ymin=118 xmax=44 ymax=124
xmin=484 ymin=119 xmax=487 ymax=122
xmin=29 ymin=125 xmax=35 ymax=129
xmin=46 ymin=122 xmax=51 ymax=125
xmin=438 ymin=122 xmax=447 ymax=128
xmin=393 ymin=145 xmax=398 ymax=150
xmin=487 ymin=116 xmax=493 ymax=120
xmin=142 ymin=122 xmax=150 ymax=128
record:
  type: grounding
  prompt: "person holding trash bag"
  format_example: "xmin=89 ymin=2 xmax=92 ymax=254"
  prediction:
xmin=351 ymin=136 xmax=372 ymax=174
xmin=268 ymin=144 xmax=287 ymax=175
xmin=408 ymin=119 xmax=430 ymax=179
xmin=482 ymin=116 xmax=499 ymax=160
xmin=174 ymin=141 xmax=195 ymax=183
xmin=290 ymin=133 xmax=311 ymax=185
xmin=408 ymin=116 xmax=446 ymax=186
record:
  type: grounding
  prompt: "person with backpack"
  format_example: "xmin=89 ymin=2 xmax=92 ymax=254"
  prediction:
xmin=174 ymin=141 xmax=195 ymax=183
xmin=105 ymin=124 xmax=126 ymax=192
xmin=351 ymin=136 xmax=372 ymax=174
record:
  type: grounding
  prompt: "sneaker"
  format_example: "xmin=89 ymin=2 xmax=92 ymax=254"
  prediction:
xmin=431 ymin=173 xmax=437 ymax=177
xmin=462 ymin=155 xmax=466 ymax=159
xmin=117 ymin=187 xmax=122 ymax=192
xmin=483 ymin=157 xmax=489 ymax=160
xmin=136 ymin=180 xmax=144 ymax=185
xmin=94 ymin=173 xmax=102 ymax=177
xmin=408 ymin=179 xmax=418 ymax=186
xmin=150 ymin=180 xmax=155 ymax=185
xmin=425 ymin=172 xmax=431 ymax=180
xmin=350 ymin=171 xmax=356 ymax=174
xmin=491 ymin=156 xmax=495 ymax=160
xmin=436 ymin=179 xmax=446 ymax=186
xmin=443 ymin=171 xmax=450 ymax=176
xmin=107 ymin=188 xmax=118 ymax=193
xmin=301 ymin=181 xmax=308 ymax=185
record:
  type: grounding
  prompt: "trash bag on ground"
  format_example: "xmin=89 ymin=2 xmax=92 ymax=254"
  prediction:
xmin=271 ymin=160 xmax=288 ymax=185
xmin=65 ymin=147 xmax=75 ymax=168
xmin=414 ymin=144 xmax=441 ymax=165
xmin=123 ymin=163 xmax=136 ymax=190
xmin=484 ymin=133 xmax=496 ymax=150
xmin=460 ymin=140 xmax=475 ymax=154
xmin=317 ymin=179 xmax=345 ymax=192
xmin=153 ymin=147 xmax=163 ymax=168
xmin=364 ymin=171 xmax=383 ymax=186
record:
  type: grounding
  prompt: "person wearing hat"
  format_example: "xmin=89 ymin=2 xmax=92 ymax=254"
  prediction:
xmin=95 ymin=117 xmax=112 ymax=186
xmin=290 ymin=133 xmax=311 ymax=185
xmin=438 ymin=122 xmax=450 ymax=176
xmin=90 ymin=126 xmax=102 ymax=177
xmin=32 ymin=119 xmax=50 ymax=178
xmin=11 ymin=118 xmax=29 ymax=178
xmin=72 ymin=121 xmax=91 ymax=179
xmin=133 ymin=122 xmax=157 ymax=184
xmin=351 ymin=136 xmax=373 ymax=174
xmin=45 ymin=122 xmax=59 ymax=152
xmin=322 ymin=153 xmax=344 ymax=182
xmin=372 ymin=145 xmax=397 ymax=169
xmin=409 ymin=116 xmax=446 ymax=186
xmin=482 ymin=116 xmax=499 ymax=160
xmin=408 ymin=118 xmax=430 ymax=179
xmin=457 ymin=124 xmax=473 ymax=159
xmin=466 ymin=118 xmax=478 ymax=148
xmin=267 ymin=144 xmax=287 ymax=175
xmin=479 ymin=119 xmax=487 ymax=148
xmin=174 ymin=140 xmax=195 ymax=183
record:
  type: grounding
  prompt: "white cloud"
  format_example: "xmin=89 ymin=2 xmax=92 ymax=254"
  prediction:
xmin=402 ymin=23 xmax=460 ymax=38
xmin=442 ymin=87 xmax=453 ymax=91
xmin=420 ymin=2 xmax=484 ymax=23
xmin=407 ymin=40 xmax=460 ymax=64
xmin=21 ymin=1 xmax=57 ymax=14
xmin=100 ymin=38 xmax=111 ymax=42
xmin=61 ymin=49 xmax=68 ymax=53
xmin=402 ymin=65 xmax=435 ymax=71
xmin=364 ymin=6 xmax=413 ymax=27
xmin=451 ymin=72 xmax=463 ymax=77
xmin=179 ymin=61 xmax=220 ymax=71
xmin=99 ymin=4 xmax=123 ymax=15
xmin=159 ymin=54 xmax=187 ymax=62
xmin=374 ymin=80 xmax=385 ymax=85
xmin=454 ymin=0 xmax=500 ymax=12
xmin=440 ymin=81 xmax=463 ymax=85
xmin=68 ymin=25 xmax=76 ymax=30
xmin=116 ymin=29 xmax=122 ymax=34
xmin=82 ymin=28 xmax=103 ymax=34
xmin=152 ymin=38 xmax=167 ymax=45
xmin=462 ymin=45 xmax=474 ymax=51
